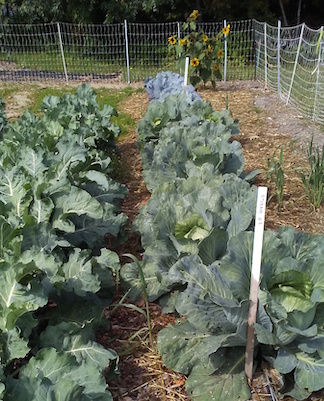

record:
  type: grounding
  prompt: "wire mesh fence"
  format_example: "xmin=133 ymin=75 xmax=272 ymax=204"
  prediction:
xmin=1 ymin=19 xmax=324 ymax=125
xmin=254 ymin=20 xmax=324 ymax=125
xmin=0 ymin=19 xmax=254 ymax=83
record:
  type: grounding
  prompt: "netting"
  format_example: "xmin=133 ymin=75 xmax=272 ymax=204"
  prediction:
xmin=255 ymin=20 xmax=324 ymax=125
xmin=0 ymin=19 xmax=254 ymax=83
xmin=126 ymin=22 xmax=179 ymax=81
xmin=1 ymin=18 xmax=324 ymax=126
xmin=60 ymin=23 xmax=125 ymax=80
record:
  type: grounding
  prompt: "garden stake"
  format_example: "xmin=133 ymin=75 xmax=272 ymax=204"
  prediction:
xmin=183 ymin=56 xmax=190 ymax=94
xmin=245 ymin=186 xmax=267 ymax=382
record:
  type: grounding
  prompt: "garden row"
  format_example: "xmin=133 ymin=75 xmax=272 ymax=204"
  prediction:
xmin=0 ymin=85 xmax=127 ymax=400
xmin=122 ymin=71 xmax=324 ymax=401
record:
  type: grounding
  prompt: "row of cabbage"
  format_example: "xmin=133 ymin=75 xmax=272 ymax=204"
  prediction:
xmin=0 ymin=85 xmax=127 ymax=400
xmin=122 ymin=72 xmax=324 ymax=401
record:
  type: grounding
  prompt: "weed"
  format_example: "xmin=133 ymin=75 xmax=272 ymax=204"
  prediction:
xmin=300 ymin=137 xmax=324 ymax=209
xmin=266 ymin=146 xmax=284 ymax=210
xmin=123 ymin=254 xmax=154 ymax=348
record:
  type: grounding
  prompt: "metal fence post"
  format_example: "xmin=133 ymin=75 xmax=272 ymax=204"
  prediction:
xmin=253 ymin=19 xmax=257 ymax=80
xmin=286 ymin=23 xmax=305 ymax=105
xmin=57 ymin=22 xmax=68 ymax=83
xmin=177 ymin=21 xmax=181 ymax=59
xmin=124 ymin=20 xmax=131 ymax=84
xmin=313 ymin=27 xmax=323 ymax=120
xmin=277 ymin=20 xmax=281 ymax=98
xmin=264 ymin=22 xmax=267 ymax=88
xmin=313 ymin=42 xmax=322 ymax=120
xmin=223 ymin=19 xmax=228 ymax=83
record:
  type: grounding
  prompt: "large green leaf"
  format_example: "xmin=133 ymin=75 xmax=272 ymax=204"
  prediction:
xmin=275 ymin=349 xmax=324 ymax=396
xmin=18 ymin=147 xmax=47 ymax=178
xmin=219 ymin=231 xmax=289 ymax=301
xmin=49 ymin=140 xmax=86 ymax=182
xmin=52 ymin=186 xmax=103 ymax=232
xmin=58 ymin=248 xmax=101 ymax=296
xmin=40 ymin=322 xmax=118 ymax=370
xmin=121 ymin=249 xmax=176 ymax=301
xmin=0 ymin=167 xmax=31 ymax=219
xmin=5 ymin=347 xmax=112 ymax=401
xmin=278 ymin=226 xmax=324 ymax=262
xmin=157 ymin=321 xmax=230 ymax=376
xmin=169 ymin=256 xmax=238 ymax=333
xmin=186 ymin=348 xmax=251 ymax=401
xmin=0 ymin=216 xmax=21 ymax=259
xmin=0 ymin=265 xmax=48 ymax=330
xmin=198 ymin=227 xmax=227 ymax=265
xmin=0 ymin=327 xmax=30 ymax=363
xmin=64 ymin=203 xmax=127 ymax=250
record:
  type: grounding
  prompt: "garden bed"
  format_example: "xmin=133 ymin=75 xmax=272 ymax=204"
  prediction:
xmin=106 ymin=80 xmax=324 ymax=401
xmin=1 ymin=79 xmax=323 ymax=401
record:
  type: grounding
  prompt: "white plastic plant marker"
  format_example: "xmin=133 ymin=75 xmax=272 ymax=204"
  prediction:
xmin=184 ymin=56 xmax=190 ymax=94
xmin=245 ymin=186 xmax=268 ymax=382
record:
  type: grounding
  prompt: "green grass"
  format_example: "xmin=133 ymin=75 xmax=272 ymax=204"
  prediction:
xmin=3 ymin=51 xmax=124 ymax=75
xmin=0 ymin=83 xmax=142 ymax=136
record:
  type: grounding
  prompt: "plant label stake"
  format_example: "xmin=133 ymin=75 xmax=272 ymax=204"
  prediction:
xmin=184 ymin=56 xmax=190 ymax=94
xmin=245 ymin=186 xmax=268 ymax=382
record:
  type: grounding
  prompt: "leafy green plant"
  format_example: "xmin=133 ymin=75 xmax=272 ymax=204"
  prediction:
xmin=266 ymin=146 xmax=285 ymax=210
xmin=137 ymin=92 xmax=239 ymax=149
xmin=141 ymin=117 xmax=245 ymax=191
xmin=0 ymin=85 xmax=129 ymax=400
xmin=122 ymin=171 xmax=257 ymax=302
xmin=124 ymin=70 xmax=324 ymax=401
xmin=301 ymin=137 xmax=324 ymax=209
xmin=168 ymin=9 xmax=229 ymax=87
xmin=157 ymin=228 xmax=324 ymax=401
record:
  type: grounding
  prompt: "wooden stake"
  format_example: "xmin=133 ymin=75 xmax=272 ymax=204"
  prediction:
xmin=245 ymin=186 xmax=268 ymax=382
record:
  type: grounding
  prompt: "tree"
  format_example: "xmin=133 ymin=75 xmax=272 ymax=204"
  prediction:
xmin=278 ymin=0 xmax=289 ymax=25
xmin=296 ymin=0 xmax=302 ymax=24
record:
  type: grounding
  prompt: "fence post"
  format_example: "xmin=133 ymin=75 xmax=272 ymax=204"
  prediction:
xmin=253 ymin=19 xmax=257 ymax=80
xmin=57 ymin=22 xmax=68 ymax=83
xmin=313 ymin=27 xmax=323 ymax=121
xmin=177 ymin=21 xmax=181 ymax=58
xmin=223 ymin=19 xmax=228 ymax=83
xmin=124 ymin=20 xmax=131 ymax=84
xmin=313 ymin=42 xmax=322 ymax=121
xmin=277 ymin=20 xmax=281 ymax=98
xmin=264 ymin=22 xmax=267 ymax=88
xmin=286 ymin=23 xmax=305 ymax=105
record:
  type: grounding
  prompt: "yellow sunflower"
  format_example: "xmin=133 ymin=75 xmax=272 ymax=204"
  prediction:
xmin=222 ymin=24 xmax=230 ymax=35
xmin=189 ymin=9 xmax=199 ymax=20
xmin=190 ymin=58 xmax=199 ymax=67
xmin=168 ymin=35 xmax=177 ymax=45
xmin=180 ymin=38 xmax=188 ymax=46
xmin=213 ymin=64 xmax=219 ymax=71
xmin=217 ymin=49 xmax=224 ymax=58
xmin=202 ymin=34 xmax=208 ymax=42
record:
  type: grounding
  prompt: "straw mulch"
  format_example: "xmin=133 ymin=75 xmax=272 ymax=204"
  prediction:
xmin=100 ymin=82 xmax=324 ymax=401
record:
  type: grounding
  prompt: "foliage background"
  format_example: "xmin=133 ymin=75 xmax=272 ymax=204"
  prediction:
xmin=0 ymin=0 xmax=323 ymax=27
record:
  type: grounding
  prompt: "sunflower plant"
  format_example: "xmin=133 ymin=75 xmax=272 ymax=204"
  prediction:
xmin=168 ymin=10 xmax=230 ymax=87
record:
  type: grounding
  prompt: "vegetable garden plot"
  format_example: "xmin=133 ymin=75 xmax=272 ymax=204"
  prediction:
xmin=120 ymin=72 xmax=324 ymax=401
xmin=0 ymin=76 xmax=320 ymax=400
